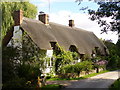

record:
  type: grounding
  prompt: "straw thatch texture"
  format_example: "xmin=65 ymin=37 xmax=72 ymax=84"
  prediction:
xmin=20 ymin=17 xmax=109 ymax=56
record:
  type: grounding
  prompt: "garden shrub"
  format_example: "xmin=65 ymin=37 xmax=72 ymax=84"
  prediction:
xmin=2 ymin=33 xmax=47 ymax=88
xmin=60 ymin=61 xmax=93 ymax=78
xmin=2 ymin=76 xmax=27 ymax=89
xmin=109 ymin=78 xmax=120 ymax=90
xmin=79 ymin=61 xmax=93 ymax=72
xmin=17 ymin=63 xmax=41 ymax=81
xmin=61 ymin=64 xmax=75 ymax=73
xmin=107 ymin=55 xmax=120 ymax=69
xmin=104 ymin=40 xmax=120 ymax=69
xmin=53 ymin=44 xmax=74 ymax=74
xmin=46 ymin=70 xmax=55 ymax=79
xmin=93 ymin=60 xmax=108 ymax=73
xmin=2 ymin=46 xmax=21 ymax=84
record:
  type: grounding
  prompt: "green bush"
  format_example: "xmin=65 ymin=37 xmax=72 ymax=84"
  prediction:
xmin=2 ymin=76 xmax=38 ymax=89
xmin=60 ymin=61 xmax=93 ymax=78
xmin=79 ymin=61 xmax=93 ymax=72
xmin=3 ymin=77 xmax=27 ymax=89
xmin=107 ymin=54 xmax=120 ymax=69
xmin=46 ymin=71 xmax=55 ymax=79
xmin=104 ymin=40 xmax=120 ymax=69
xmin=17 ymin=63 xmax=41 ymax=81
xmin=109 ymin=78 xmax=120 ymax=90
xmin=75 ymin=61 xmax=93 ymax=75
xmin=61 ymin=64 xmax=75 ymax=73
xmin=53 ymin=44 xmax=74 ymax=74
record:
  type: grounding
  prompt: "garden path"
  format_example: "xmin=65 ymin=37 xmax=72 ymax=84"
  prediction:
xmin=46 ymin=70 xmax=120 ymax=88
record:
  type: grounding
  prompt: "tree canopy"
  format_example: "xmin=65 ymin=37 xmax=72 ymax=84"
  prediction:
xmin=88 ymin=2 xmax=120 ymax=34
xmin=1 ymin=2 xmax=37 ymax=39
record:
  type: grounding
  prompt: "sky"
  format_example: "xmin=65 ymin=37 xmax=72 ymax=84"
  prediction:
xmin=30 ymin=0 xmax=118 ymax=43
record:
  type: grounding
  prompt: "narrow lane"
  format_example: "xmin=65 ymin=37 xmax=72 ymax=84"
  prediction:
xmin=66 ymin=70 xmax=120 ymax=88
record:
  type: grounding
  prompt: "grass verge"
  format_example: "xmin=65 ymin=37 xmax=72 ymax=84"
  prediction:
xmin=47 ymin=70 xmax=109 ymax=81
xmin=41 ymin=84 xmax=63 ymax=88
xmin=109 ymin=78 xmax=120 ymax=90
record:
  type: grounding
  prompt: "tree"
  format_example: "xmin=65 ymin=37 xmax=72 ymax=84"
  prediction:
xmin=116 ymin=39 xmax=120 ymax=57
xmin=88 ymin=2 xmax=120 ymax=34
xmin=76 ymin=0 xmax=120 ymax=5
xmin=103 ymin=40 xmax=120 ymax=68
xmin=76 ymin=1 xmax=120 ymax=38
xmin=1 ymin=2 xmax=37 ymax=39
xmin=2 ymin=2 xmax=38 ymax=88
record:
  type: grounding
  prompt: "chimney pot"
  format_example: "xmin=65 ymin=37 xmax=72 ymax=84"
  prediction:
xmin=13 ymin=10 xmax=23 ymax=26
xmin=69 ymin=20 xmax=74 ymax=27
xmin=38 ymin=13 xmax=49 ymax=24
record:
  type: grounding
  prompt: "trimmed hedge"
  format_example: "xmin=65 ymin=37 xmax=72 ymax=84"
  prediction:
xmin=60 ymin=61 xmax=93 ymax=78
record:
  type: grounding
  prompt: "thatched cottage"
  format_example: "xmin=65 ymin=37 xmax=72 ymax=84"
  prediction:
xmin=3 ymin=10 xmax=109 ymax=72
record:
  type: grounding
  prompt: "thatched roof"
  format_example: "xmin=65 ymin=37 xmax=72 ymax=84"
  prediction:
xmin=20 ymin=17 xmax=109 ymax=56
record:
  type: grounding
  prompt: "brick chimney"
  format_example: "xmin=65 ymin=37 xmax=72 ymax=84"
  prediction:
xmin=69 ymin=20 xmax=75 ymax=27
xmin=13 ymin=10 xmax=23 ymax=26
xmin=38 ymin=13 xmax=49 ymax=25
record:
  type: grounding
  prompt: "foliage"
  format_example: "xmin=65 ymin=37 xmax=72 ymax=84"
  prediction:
xmin=2 ymin=31 xmax=47 ymax=88
xmin=116 ymin=40 xmax=120 ymax=57
xmin=79 ymin=61 xmax=93 ymax=72
xmin=47 ymin=70 xmax=109 ymax=81
xmin=60 ymin=64 xmax=75 ymax=74
xmin=2 ymin=46 xmax=21 ymax=83
xmin=2 ymin=76 xmax=27 ymax=89
xmin=109 ymin=78 xmax=120 ymax=90
xmin=2 ymin=76 xmax=38 ymax=89
xmin=87 ymin=1 xmax=120 ymax=69
xmin=60 ymin=61 xmax=93 ymax=77
xmin=53 ymin=43 xmax=74 ymax=74
xmin=46 ymin=70 xmax=56 ymax=79
xmin=17 ymin=63 xmax=41 ymax=81
xmin=22 ymin=31 xmax=47 ymax=71
xmin=41 ymin=84 xmax=63 ymax=88
xmin=1 ymin=2 xmax=37 ymax=39
xmin=88 ymin=2 xmax=120 ymax=34
xmin=103 ymin=40 xmax=120 ymax=69
xmin=72 ymin=52 xmax=79 ymax=60
xmin=75 ymin=0 xmax=119 ymax=4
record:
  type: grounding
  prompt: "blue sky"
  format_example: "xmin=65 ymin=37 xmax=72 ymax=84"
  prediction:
xmin=30 ymin=0 xmax=118 ymax=43
xmin=30 ymin=0 xmax=99 ymax=14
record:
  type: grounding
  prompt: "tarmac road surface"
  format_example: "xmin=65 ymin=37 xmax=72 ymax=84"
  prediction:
xmin=46 ymin=70 xmax=120 ymax=89
xmin=66 ymin=70 xmax=120 ymax=88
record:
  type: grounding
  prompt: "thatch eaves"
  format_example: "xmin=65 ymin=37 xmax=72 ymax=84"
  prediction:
xmin=20 ymin=17 xmax=109 ymax=56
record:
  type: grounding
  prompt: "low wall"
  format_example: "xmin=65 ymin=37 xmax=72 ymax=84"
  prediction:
xmin=57 ymin=68 xmax=104 ymax=78
xmin=80 ymin=68 xmax=104 ymax=77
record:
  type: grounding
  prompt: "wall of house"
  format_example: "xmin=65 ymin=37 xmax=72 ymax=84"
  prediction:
xmin=22 ymin=31 xmax=54 ymax=74
xmin=7 ymin=26 xmax=22 ymax=48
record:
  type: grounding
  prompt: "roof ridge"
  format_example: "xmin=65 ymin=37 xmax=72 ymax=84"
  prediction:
xmin=49 ymin=22 xmax=93 ymax=33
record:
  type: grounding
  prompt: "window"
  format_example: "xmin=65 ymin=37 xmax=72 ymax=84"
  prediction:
xmin=95 ymin=47 xmax=99 ymax=55
xmin=50 ymin=42 xmax=57 ymax=50
xmin=69 ymin=45 xmax=78 ymax=52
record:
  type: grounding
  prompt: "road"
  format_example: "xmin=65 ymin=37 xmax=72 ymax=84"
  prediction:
xmin=66 ymin=70 xmax=120 ymax=88
xmin=46 ymin=70 xmax=120 ymax=89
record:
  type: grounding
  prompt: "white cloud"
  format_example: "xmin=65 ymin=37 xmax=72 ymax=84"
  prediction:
xmin=49 ymin=10 xmax=118 ymax=43
xmin=30 ymin=0 xmax=76 ymax=9
xmin=30 ymin=0 xmax=75 ymax=6
xmin=32 ymin=0 xmax=75 ymax=3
